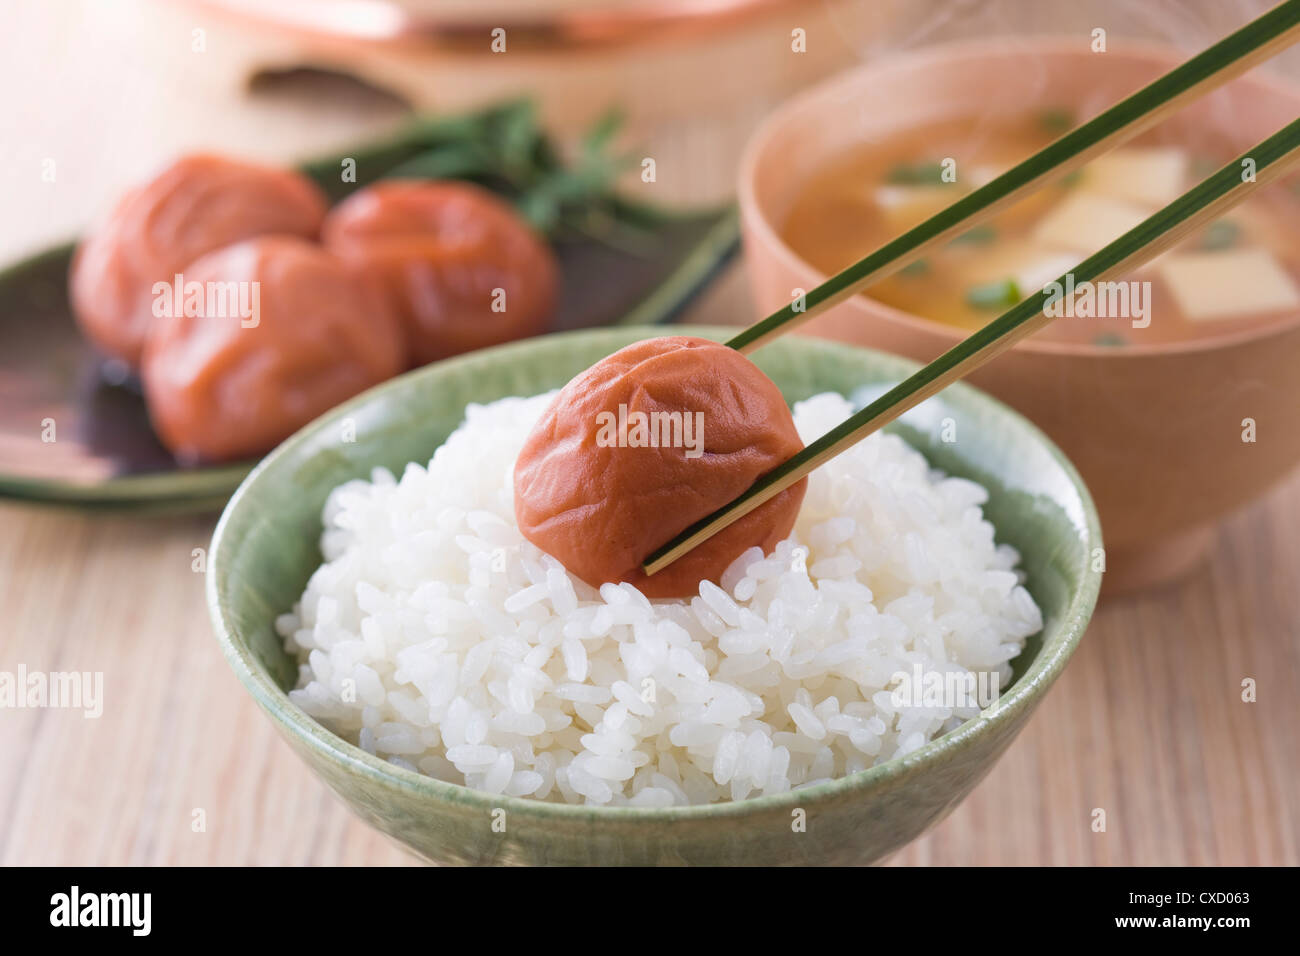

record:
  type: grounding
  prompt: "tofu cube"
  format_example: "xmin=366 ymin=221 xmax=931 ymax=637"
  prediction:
xmin=1032 ymin=192 xmax=1151 ymax=256
xmin=957 ymin=240 xmax=1080 ymax=294
xmin=1156 ymin=248 xmax=1300 ymax=322
xmin=874 ymin=184 xmax=962 ymax=233
xmin=1080 ymin=147 xmax=1189 ymax=207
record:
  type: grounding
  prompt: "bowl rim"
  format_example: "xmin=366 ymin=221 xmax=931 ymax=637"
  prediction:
xmin=181 ymin=0 xmax=810 ymax=54
xmin=207 ymin=324 xmax=1103 ymax=823
xmin=738 ymin=35 xmax=1300 ymax=360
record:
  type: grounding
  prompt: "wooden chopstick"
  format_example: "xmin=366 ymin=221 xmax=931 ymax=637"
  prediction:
xmin=643 ymin=119 xmax=1300 ymax=576
xmin=727 ymin=0 xmax=1300 ymax=355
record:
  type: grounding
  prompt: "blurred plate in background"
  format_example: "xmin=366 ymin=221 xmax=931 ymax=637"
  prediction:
xmin=0 ymin=199 xmax=737 ymax=513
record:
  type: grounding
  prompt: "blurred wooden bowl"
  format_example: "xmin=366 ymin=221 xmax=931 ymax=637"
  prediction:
xmin=739 ymin=38 xmax=1300 ymax=593
xmin=180 ymin=0 xmax=877 ymax=205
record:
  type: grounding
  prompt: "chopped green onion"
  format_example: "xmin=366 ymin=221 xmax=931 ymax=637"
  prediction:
xmin=885 ymin=162 xmax=952 ymax=185
xmin=1093 ymin=332 xmax=1127 ymax=347
xmin=966 ymin=278 xmax=1022 ymax=309
xmin=949 ymin=224 xmax=997 ymax=246
xmin=899 ymin=259 xmax=929 ymax=276
xmin=1039 ymin=108 xmax=1075 ymax=133
xmin=1191 ymin=156 xmax=1221 ymax=178
xmin=1060 ymin=169 xmax=1084 ymax=188
xmin=1201 ymin=219 xmax=1240 ymax=250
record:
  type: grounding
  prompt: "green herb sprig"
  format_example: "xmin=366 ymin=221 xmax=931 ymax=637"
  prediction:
xmin=299 ymin=100 xmax=656 ymax=248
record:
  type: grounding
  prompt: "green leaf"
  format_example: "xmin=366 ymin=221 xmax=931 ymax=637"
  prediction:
xmin=493 ymin=100 xmax=542 ymax=182
xmin=298 ymin=97 xmax=652 ymax=244
xmin=385 ymin=142 xmax=496 ymax=181
xmin=516 ymin=190 xmax=561 ymax=232
xmin=583 ymin=107 xmax=625 ymax=155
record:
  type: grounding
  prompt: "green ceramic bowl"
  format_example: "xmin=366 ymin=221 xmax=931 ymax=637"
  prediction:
xmin=208 ymin=325 xmax=1102 ymax=866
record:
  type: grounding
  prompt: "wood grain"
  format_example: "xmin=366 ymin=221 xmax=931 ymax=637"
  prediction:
xmin=1 ymin=0 xmax=1296 ymax=866
xmin=1 ymin=448 xmax=1297 ymax=865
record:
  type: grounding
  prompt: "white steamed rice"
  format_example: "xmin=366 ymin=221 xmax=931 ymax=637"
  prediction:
xmin=276 ymin=391 xmax=1042 ymax=806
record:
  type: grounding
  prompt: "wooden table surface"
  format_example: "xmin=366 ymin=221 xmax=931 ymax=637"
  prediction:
xmin=2 ymin=0 xmax=1297 ymax=867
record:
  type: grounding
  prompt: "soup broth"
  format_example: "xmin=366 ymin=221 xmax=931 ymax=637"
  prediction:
xmin=781 ymin=110 xmax=1300 ymax=347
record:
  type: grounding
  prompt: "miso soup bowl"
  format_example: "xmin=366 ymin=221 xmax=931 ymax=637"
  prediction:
xmin=208 ymin=325 xmax=1101 ymax=866
xmin=740 ymin=39 xmax=1300 ymax=593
